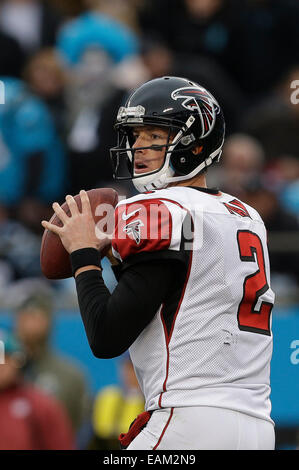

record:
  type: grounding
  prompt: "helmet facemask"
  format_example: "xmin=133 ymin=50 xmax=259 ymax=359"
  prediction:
xmin=110 ymin=111 xmax=201 ymax=192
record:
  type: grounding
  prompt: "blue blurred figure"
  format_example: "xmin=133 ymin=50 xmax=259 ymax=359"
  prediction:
xmin=56 ymin=8 xmax=138 ymax=67
xmin=0 ymin=77 xmax=67 ymax=207
xmin=280 ymin=181 xmax=299 ymax=219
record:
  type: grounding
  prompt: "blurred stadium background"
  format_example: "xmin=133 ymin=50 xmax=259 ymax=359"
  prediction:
xmin=0 ymin=0 xmax=298 ymax=450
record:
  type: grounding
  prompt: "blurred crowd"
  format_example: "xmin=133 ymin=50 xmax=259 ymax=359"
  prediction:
xmin=0 ymin=0 xmax=299 ymax=450
xmin=0 ymin=0 xmax=298 ymax=308
xmin=0 ymin=293 xmax=144 ymax=449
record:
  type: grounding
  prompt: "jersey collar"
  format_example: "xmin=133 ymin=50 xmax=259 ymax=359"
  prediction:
xmin=187 ymin=186 xmax=221 ymax=195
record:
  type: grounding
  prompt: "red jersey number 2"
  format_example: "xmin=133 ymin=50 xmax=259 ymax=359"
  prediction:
xmin=237 ymin=230 xmax=273 ymax=336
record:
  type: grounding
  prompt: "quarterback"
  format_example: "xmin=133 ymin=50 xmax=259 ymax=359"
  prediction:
xmin=42 ymin=76 xmax=275 ymax=450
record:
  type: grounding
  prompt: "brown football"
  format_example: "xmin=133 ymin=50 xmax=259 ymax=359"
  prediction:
xmin=40 ymin=188 xmax=119 ymax=279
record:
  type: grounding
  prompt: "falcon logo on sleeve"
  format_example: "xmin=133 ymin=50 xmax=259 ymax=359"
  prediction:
xmin=123 ymin=219 xmax=144 ymax=245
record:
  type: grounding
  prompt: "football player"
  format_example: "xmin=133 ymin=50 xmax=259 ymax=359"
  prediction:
xmin=42 ymin=76 xmax=275 ymax=450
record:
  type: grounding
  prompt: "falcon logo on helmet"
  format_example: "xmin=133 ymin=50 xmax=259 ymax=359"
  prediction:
xmin=171 ymin=86 xmax=219 ymax=138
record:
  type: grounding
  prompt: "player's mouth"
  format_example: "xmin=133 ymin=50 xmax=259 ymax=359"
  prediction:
xmin=134 ymin=161 xmax=150 ymax=174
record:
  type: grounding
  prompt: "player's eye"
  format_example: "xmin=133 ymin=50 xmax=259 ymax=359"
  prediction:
xmin=151 ymin=133 xmax=163 ymax=140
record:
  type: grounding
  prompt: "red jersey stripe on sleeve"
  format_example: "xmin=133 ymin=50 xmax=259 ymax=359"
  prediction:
xmin=112 ymin=199 xmax=173 ymax=261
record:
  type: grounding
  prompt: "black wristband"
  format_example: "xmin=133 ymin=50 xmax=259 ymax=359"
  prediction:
xmin=70 ymin=248 xmax=102 ymax=277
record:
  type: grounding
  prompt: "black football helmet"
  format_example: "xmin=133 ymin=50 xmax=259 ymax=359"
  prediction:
xmin=110 ymin=76 xmax=225 ymax=192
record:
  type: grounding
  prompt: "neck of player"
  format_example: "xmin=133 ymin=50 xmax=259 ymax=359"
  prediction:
xmin=168 ymin=173 xmax=207 ymax=189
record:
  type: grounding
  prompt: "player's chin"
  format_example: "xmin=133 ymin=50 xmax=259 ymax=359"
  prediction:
xmin=134 ymin=168 xmax=150 ymax=175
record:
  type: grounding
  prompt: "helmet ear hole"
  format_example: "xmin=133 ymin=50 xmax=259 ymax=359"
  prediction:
xmin=170 ymin=147 xmax=206 ymax=176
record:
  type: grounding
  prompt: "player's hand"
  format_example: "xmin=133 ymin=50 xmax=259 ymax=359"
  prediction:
xmin=41 ymin=190 xmax=111 ymax=254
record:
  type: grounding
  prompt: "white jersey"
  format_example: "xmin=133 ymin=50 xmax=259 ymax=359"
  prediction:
xmin=112 ymin=186 xmax=275 ymax=424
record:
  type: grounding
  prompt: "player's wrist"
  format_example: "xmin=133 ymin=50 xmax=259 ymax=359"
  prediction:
xmin=70 ymin=247 xmax=102 ymax=277
xmin=68 ymin=242 xmax=99 ymax=253
xmin=74 ymin=265 xmax=102 ymax=277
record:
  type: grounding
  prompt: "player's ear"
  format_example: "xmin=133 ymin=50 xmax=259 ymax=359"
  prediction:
xmin=192 ymin=145 xmax=203 ymax=155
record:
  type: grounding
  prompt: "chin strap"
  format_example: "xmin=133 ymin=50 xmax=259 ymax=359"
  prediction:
xmin=132 ymin=115 xmax=196 ymax=192
xmin=132 ymin=164 xmax=175 ymax=192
